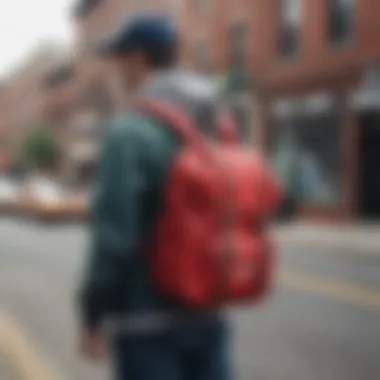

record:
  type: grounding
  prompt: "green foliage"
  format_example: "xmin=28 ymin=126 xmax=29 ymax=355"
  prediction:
xmin=21 ymin=124 xmax=61 ymax=171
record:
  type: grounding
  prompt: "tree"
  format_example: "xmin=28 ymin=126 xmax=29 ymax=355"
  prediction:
xmin=21 ymin=124 xmax=61 ymax=171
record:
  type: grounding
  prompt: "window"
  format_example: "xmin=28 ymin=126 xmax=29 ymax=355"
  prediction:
xmin=73 ymin=0 xmax=102 ymax=19
xmin=278 ymin=0 xmax=301 ymax=58
xmin=329 ymin=0 xmax=355 ymax=45
xmin=43 ymin=65 xmax=74 ymax=89
xmin=269 ymin=99 xmax=342 ymax=205
xmin=229 ymin=24 xmax=248 ymax=69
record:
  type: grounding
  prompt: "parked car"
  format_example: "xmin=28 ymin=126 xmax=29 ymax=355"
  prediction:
xmin=0 ymin=176 xmax=20 ymax=213
xmin=20 ymin=177 xmax=88 ymax=221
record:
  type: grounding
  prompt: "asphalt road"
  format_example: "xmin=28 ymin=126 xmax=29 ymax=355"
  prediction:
xmin=0 ymin=218 xmax=380 ymax=380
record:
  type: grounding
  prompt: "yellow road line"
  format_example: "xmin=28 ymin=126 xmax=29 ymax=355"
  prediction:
xmin=0 ymin=271 xmax=380 ymax=380
xmin=281 ymin=270 xmax=380 ymax=311
xmin=0 ymin=311 xmax=66 ymax=380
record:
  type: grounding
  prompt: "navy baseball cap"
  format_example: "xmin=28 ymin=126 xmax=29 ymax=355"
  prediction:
xmin=97 ymin=12 xmax=177 ymax=57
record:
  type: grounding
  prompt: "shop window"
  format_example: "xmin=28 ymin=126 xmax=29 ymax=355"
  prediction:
xmin=329 ymin=0 xmax=355 ymax=45
xmin=278 ymin=0 xmax=301 ymax=59
xmin=269 ymin=104 xmax=342 ymax=205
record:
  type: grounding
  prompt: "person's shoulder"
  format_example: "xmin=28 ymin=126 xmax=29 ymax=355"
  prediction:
xmin=104 ymin=113 xmax=138 ymax=134
xmin=104 ymin=111 xmax=177 ymax=151
xmin=100 ymin=113 xmax=144 ymax=143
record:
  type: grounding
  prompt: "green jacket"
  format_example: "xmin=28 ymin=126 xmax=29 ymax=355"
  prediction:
xmin=79 ymin=114 xmax=182 ymax=329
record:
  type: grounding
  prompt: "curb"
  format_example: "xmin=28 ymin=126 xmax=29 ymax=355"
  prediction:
xmin=273 ymin=227 xmax=380 ymax=257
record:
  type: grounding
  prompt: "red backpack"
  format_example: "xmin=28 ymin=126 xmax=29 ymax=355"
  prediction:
xmin=142 ymin=100 xmax=282 ymax=309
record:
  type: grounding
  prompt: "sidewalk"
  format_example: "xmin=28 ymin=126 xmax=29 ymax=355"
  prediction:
xmin=273 ymin=222 xmax=380 ymax=254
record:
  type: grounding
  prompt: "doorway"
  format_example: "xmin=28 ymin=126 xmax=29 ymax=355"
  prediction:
xmin=358 ymin=112 xmax=380 ymax=219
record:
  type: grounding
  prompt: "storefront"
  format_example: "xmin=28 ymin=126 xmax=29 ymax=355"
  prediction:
xmin=268 ymin=92 xmax=354 ymax=221
xmin=349 ymin=64 xmax=380 ymax=220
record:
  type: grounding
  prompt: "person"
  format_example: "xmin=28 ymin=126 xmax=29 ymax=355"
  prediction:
xmin=77 ymin=12 xmax=231 ymax=380
xmin=272 ymin=127 xmax=300 ymax=219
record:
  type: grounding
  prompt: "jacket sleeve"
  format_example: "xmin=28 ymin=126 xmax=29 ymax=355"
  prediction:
xmin=78 ymin=120 xmax=148 ymax=330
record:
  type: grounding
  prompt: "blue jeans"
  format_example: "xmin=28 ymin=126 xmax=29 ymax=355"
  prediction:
xmin=112 ymin=318 xmax=231 ymax=380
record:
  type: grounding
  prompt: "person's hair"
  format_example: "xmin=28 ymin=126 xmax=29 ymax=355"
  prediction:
xmin=144 ymin=40 xmax=178 ymax=69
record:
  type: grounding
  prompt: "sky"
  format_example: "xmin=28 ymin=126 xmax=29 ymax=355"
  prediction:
xmin=0 ymin=0 xmax=75 ymax=77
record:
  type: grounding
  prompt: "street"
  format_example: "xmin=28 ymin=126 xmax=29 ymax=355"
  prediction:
xmin=0 ymin=218 xmax=380 ymax=380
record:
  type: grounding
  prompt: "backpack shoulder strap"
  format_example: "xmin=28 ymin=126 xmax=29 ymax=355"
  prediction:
xmin=139 ymin=99 xmax=211 ymax=157
xmin=141 ymin=99 xmax=239 ymax=145
xmin=218 ymin=113 xmax=238 ymax=145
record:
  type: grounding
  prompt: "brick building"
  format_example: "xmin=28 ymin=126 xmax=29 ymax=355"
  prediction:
xmin=64 ymin=0 xmax=183 ymax=183
xmin=1 ymin=44 xmax=69 ymax=174
xmin=5 ymin=45 xmax=68 ymax=132
xmin=1 ymin=0 xmax=378 ymax=218
xmin=72 ymin=0 xmax=182 ymax=109
xmin=255 ymin=0 xmax=380 ymax=221
xmin=45 ymin=0 xmax=379 ymax=220
xmin=183 ymin=0 xmax=380 ymax=221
